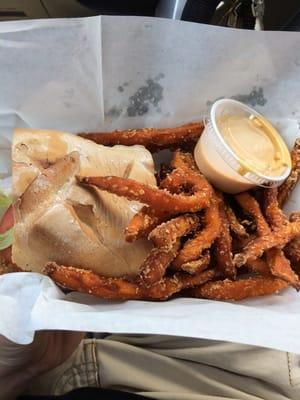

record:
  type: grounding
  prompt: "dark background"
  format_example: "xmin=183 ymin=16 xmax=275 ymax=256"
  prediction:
xmin=0 ymin=0 xmax=299 ymax=31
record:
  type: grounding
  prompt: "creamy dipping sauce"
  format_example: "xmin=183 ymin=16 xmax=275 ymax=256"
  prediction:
xmin=194 ymin=99 xmax=291 ymax=194
xmin=219 ymin=114 xmax=289 ymax=178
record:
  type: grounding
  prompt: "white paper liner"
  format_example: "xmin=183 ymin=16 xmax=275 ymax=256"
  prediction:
xmin=0 ymin=16 xmax=300 ymax=351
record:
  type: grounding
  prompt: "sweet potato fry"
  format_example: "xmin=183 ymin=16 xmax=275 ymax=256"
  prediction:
xmin=262 ymin=188 xmax=300 ymax=287
xmin=245 ymin=258 xmax=271 ymax=276
xmin=285 ymin=240 xmax=300 ymax=264
xmin=265 ymin=248 xmax=300 ymax=289
xmin=159 ymin=166 xmax=212 ymax=197
xmin=172 ymin=196 xmax=221 ymax=268
xmin=214 ymin=199 xmax=235 ymax=279
xmin=189 ymin=276 xmax=288 ymax=301
xmin=79 ymin=172 xmax=212 ymax=215
xmin=170 ymin=150 xmax=199 ymax=172
xmin=235 ymin=190 xmax=299 ymax=287
xmin=79 ymin=122 xmax=204 ymax=153
xmin=139 ymin=214 xmax=199 ymax=285
xmin=157 ymin=164 xmax=173 ymax=185
xmin=178 ymin=252 xmax=211 ymax=274
xmin=234 ymin=219 xmax=300 ymax=267
xmin=235 ymin=192 xmax=270 ymax=236
xmin=138 ymin=245 xmax=180 ymax=286
xmin=45 ymin=263 xmax=216 ymax=301
xmin=125 ymin=206 xmax=168 ymax=242
xmin=124 ymin=151 xmax=210 ymax=242
xmin=285 ymin=213 xmax=300 ymax=264
xmin=225 ymin=204 xmax=248 ymax=239
xmin=149 ymin=214 xmax=199 ymax=249
xmin=278 ymin=139 xmax=300 ymax=207
xmin=264 ymin=188 xmax=288 ymax=229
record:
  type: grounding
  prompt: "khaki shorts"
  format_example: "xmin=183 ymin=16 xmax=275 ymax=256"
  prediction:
xmin=26 ymin=335 xmax=300 ymax=400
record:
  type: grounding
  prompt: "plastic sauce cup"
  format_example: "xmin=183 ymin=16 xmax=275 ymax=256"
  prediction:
xmin=194 ymin=99 xmax=292 ymax=194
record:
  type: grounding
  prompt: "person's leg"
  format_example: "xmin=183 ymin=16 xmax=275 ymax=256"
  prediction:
xmin=25 ymin=339 xmax=100 ymax=396
xmin=94 ymin=335 xmax=299 ymax=400
xmin=25 ymin=335 xmax=300 ymax=400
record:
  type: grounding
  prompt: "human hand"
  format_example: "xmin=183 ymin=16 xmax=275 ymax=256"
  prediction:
xmin=0 ymin=205 xmax=13 ymax=264
xmin=0 ymin=185 xmax=85 ymax=398
xmin=0 ymin=330 xmax=84 ymax=400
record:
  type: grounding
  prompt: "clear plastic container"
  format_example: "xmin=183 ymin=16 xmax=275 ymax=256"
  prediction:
xmin=194 ymin=99 xmax=292 ymax=194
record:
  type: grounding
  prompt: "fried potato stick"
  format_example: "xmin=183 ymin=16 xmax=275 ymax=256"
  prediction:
xmin=157 ymin=164 xmax=173 ymax=185
xmin=45 ymin=263 xmax=216 ymax=301
xmin=265 ymin=248 xmax=299 ymax=289
xmin=278 ymin=139 xmax=300 ymax=207
xmin=236 ymin=188 xmax=299 ymax=288
xmin=139 ymin=214 xmax=200 ymax=285
xmin=179 ymin=252 xmax=211 ymax=274
xmin=125 ymin=151 xmax=210 ymax=242
xmin=285 ymin=213 xmax=300 ymax=263
xmin=264 ymin=188 xmax=288 ymax=229
xmin=214 ymin=199 xmax=235 ymax=279
xmin=124 ymin=172 xmax=184 ymax=243
xmin=290 ymin=212 xmax=300 ymax=222
xmin=159 ymin=167 xmax=209 ymax=196
xmin=234 ymin=220 xmax=300 ymax=267
xmin=149 ymin=214 xmax=200 ymax=249
xmin=262 ymin=188 xmax=299 ymax=288
xmin=138 ymin=245 xmax=180 ymax=286
xmin=79 ymin=172 xmax=212 ymax=215
xmin=159 ymin=149 xmax=212 ymax=197
xmin=235 ymin=192 xmax=270 ymax=236
xmin=79 ymin=122 xmax=204 ymax=153
xmin=232 ymin=234 xmax=255 ymax=254
xmin=170 ymin=150 xmax=198 ymax=171
xmin=225 ymin=204 xmax=248 ymax=239
xmin=125 ymin=206 xmax=168 ymax=242
xmin=189 ymin=276 xmax=288 ymax=301
xmin=172 ymin=196 xmax=221 ymax=268
xmin=236 ymin=189 xmax=292 ymax=280
xmin=245 ymin=258 xmax=271 ymax=276
xmin=235 ymin=191 xmax=300 ymax=286
xmin=285 ymin=239 xmax=300 ymax=264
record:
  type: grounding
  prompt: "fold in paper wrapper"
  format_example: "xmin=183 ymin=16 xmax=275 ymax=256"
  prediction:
xmin=0 ymin=16 xmax=300 ymax=351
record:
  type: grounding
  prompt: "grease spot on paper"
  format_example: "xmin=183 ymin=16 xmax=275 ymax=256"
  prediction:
xmin=232 ymin=87 xmax=267 ymax=106
xmin=105 ymin=106 xmax=122 ymax=119
xmin=127 ymin=74 xmax=164 ymax=117
xmin=117 ymin=82 xmax=129 ymax=93
xmin=207 ymin=87 xmax=267 ymax=108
